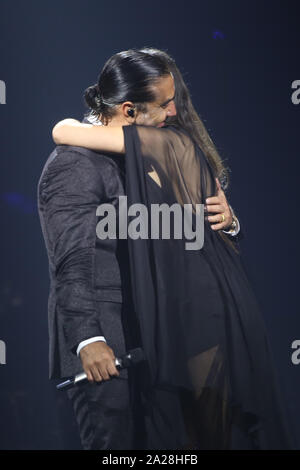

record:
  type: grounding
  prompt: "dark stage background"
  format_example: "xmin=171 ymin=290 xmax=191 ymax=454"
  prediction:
xmin=0 ymin=0 xmax=299 ymax=449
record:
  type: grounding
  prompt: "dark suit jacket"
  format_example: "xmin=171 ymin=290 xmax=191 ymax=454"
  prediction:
xmin=37 ymin=143 xmax=139 ymax=380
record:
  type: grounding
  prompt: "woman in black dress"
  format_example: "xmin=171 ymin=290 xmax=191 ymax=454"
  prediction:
xmin=51 ymin=48 xmax=295 ymax=450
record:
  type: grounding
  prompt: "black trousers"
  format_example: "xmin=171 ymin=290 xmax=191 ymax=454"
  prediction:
xmin=66 ymin=300 xmax=147 ymax=450
xmin=66 ymin=373 xmax=141 ymax=450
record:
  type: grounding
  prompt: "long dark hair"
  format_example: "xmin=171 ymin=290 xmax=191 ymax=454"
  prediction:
xmin=84 ymin=49 xmax=170 ymax=125
xmin=139 ymin=47 xmax=231 ymax=191
xmin=138 ymin=47 xmax=239 ymax=254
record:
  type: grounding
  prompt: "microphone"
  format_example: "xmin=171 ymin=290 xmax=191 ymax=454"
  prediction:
xmin=56 ymin=347 xmax=146 ymax=391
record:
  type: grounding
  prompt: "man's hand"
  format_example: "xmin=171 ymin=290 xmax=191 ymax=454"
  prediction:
xmin=79 ymin=341 xmax=120 ymax=383
xmin=205 ymin=178 xmax=233 ymax=231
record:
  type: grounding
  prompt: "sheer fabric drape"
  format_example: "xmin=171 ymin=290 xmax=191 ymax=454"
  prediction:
xmin=122 ymin=123 xmax=294 ymax=450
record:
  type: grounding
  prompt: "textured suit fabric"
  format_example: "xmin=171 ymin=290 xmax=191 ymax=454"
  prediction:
xmin=37 ymin=144 xmax=141 ymax=379
xmin=37 ymin=143 xmax=146 ymax=449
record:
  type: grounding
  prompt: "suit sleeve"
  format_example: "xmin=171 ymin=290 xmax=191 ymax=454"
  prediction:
xmin=40 ymin=150 xmax=108 ymax=355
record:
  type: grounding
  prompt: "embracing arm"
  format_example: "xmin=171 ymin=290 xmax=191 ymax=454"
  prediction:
xmin=52 ymin=121 xmax=242 ymax=238
xmin=52 ymin=119 xmax=125 ymax=153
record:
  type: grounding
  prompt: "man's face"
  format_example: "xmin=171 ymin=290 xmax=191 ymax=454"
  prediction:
xmin=135 ymin=73 xmax=177 ymax=127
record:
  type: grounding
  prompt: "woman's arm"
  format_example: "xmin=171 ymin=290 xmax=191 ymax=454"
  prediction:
xmin=52 ymin=119 xmax=125 ymax=154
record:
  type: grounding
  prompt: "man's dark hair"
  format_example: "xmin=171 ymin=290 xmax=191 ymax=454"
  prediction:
xmin=84 ymin=49 xmax=171 ymax=125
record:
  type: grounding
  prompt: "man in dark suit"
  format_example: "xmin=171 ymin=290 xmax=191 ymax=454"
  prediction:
xmin=37 ymin=117 xmax=147 ymax=449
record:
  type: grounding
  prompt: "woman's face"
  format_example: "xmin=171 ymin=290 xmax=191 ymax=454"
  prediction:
xmin=135 ymin=74 xmax=177 ymax=128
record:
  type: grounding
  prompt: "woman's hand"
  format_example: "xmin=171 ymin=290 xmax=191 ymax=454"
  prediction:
xmin=205 ymin=178 xmax=233 ymax=231
xmin=52 ymin=118 xmax=125 ymax=153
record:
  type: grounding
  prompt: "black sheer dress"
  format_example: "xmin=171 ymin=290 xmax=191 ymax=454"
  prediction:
xmin=122 ymin=123 xmax=295 ymax=450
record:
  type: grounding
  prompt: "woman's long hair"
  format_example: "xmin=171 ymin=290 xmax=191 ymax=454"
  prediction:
xmin=139 ymin=47 xmax=230 ymax=191
xmin=139 ymin=47 xmax=239 ymax=253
